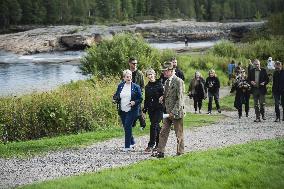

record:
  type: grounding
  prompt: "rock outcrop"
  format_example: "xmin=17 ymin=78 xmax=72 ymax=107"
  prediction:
xmin=0 ymin=20 xmax=265 ymax=54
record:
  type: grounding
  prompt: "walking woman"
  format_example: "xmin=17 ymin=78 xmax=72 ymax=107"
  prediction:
xmin=113 ymin=69 xmax=142 ymax=152
xmin=188 ymin=71 xmax=207 ymax=114
xmin=230 ymin=69 xmax=251 ymax=118
xmin=142 ymin=69 xmax=164 ymax=153
xmin=205 ymin=69 xmax=221 ymax=114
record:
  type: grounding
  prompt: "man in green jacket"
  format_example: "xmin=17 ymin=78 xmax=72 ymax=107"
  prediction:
xmin=128 ymin=57 xmax=146 ymax=129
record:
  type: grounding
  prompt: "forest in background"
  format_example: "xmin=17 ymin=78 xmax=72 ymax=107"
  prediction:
xmin=0 ymin=0 xmax=284 ymax=29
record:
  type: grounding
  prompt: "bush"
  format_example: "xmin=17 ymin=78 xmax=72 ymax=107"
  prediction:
xmin=0 ymin=78 xmax=119 ymax=142
xmin=81 ymin=33 xmax=161 ymax=76
xmin=212 ymin=40 xmax=240 ymax=58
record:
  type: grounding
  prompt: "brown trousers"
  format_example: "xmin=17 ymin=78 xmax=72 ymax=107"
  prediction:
xmin=157 ymin=117 xmax=184 ymax=154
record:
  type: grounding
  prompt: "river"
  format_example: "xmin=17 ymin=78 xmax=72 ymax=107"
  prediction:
xmin=0 ymin=41 xmax=218 ymax=97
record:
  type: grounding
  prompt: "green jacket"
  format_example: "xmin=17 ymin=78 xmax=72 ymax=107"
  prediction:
xmin=133 ymin=70 xmax=145 ymax=90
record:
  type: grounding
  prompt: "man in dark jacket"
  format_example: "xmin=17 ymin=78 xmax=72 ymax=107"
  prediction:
xmin=171 ymin=57 xmax=185 ymax=81
xmin=272 ymin=61 xmax=284 ymax=122
xmin=248 ymin=59 xmax=269 ymax=122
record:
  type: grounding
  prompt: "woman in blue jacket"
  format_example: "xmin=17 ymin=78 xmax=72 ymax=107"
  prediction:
xmin=113 ymin=69 xmax=143 ymax=152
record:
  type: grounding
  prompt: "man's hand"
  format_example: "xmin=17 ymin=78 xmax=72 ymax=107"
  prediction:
xmin=159 ymin=96 xmax=164 ymax=104
xmin=169 ymin=112 xmax=174 ymax=119
xmin=251 ymin=81 xmax=256 ymax=86
xmin=260 ymin=82 xmax=265 ymax=86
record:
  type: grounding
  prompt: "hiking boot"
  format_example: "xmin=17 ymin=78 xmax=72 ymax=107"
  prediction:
xmin=217 ymin=109 xmax=221 ymax=113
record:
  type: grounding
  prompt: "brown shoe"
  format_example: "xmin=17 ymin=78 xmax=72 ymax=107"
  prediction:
xmin=144 ymin=147 xmax=153 ymax=153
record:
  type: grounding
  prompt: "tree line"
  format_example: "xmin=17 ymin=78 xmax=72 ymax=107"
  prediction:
xmin=0 ymin=0 xmax=284 ymax=29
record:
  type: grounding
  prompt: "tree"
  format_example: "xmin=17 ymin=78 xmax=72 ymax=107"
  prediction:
xmin=7 ymin=0 xmax=22 ymax=24
xmin=0 ymin=0 xmax=9 ymax=28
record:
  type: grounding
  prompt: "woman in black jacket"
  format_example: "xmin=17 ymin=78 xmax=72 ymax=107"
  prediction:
xmin=143 ymin=69 xmax=164 ymax=153
xmin=205 ymin=69 xmax=221 ymax=114
xmin=230 ymin=69 xmax=251 ymax=118
xmin=188 ymin=71 xmax=207 ymax=114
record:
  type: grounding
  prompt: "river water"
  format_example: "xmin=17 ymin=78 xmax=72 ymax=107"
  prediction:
xmin=0 ymin=41 xmax=217 ymax=96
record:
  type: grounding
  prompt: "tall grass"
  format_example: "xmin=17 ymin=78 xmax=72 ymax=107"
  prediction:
xmin=0 ymin=77 xmax=119 ymax=143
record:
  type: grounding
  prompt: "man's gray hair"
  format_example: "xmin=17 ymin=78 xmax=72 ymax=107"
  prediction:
xmin=122 ymin=69 xmax=132 ymax=77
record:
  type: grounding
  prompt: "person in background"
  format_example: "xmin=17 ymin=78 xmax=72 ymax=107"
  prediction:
xmin=113 ymin=69 xmax=142 ymax=152
xmin=171 ymin=57 xmax=185 ymax=81
xmin=234 ymin=62 xmax=243 ymax=76
xmin=184 ymin=35 xmax=189 ymax=47
xmin=128 ymin=57 xmax=146 ymax=129
xmin=248 ymin=59 xmax=269 ymax=122
xmin=247 ymin=59 xmax=254 ymax=75
xmin=230 ymin=69 xmax=251 ymax=118
xmin=227 ymin=60 xmax=236 ymax=85
xmin=188 ymin=71 xmax=207 ymax=114
xmin=153 ymin=62 xmax=185 ymax=158
xmin=267 ymin=57 xmax=275 ymax=70
xmin=205 ymin=69 xmax=221 ymax=115
xmin=143 ymin=69 xmax=164 ymax=153
xmin=272 ymin=61 xmax=284 ymax=122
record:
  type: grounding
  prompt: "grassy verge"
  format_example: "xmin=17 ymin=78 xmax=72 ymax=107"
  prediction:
xmin=0 ymin=113 xmax=223 ymax=158
xmin=20 ymin=139 xmax=284 ymax=189
xmin=218 ymin=94 xmax=275 ymax=111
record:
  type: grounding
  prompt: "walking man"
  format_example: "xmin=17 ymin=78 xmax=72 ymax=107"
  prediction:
xmin=171 ymin=57 xmax=185 ymax=81
xmin=128 ymin=57 xmax=146 ymax=129
xmin=272 ymin=61 xmax=284 ymax=122
xmin=154 ymin=61 xmax=185 ymax=158
xmin=248 ymin=59 xmax=269 ymax=122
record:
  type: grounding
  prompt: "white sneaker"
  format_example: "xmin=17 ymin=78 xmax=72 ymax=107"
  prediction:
xmin=122 ymin=148 xmax=131 ymax=152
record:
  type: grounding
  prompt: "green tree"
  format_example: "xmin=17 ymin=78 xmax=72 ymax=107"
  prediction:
xmin=0 ymin=0 xmax=9 ymax=28
xmin=7 ymin=0 xmax=22 ymax=24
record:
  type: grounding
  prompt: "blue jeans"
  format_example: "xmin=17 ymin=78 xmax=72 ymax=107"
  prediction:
xmin=120 ymin=111 xmax=136 ymax=148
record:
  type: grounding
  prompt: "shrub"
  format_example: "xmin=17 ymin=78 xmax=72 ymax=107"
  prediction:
xmin=81 ymin=33 xmax=161 ymax=76
xmin=212 ymin=40 xmax=240 ymax=58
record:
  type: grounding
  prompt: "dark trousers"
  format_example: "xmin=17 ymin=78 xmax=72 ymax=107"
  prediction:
xmin=193 ymin=96 xmax=203 ymax=111
xmin=252 ymin=89 xmax=265 ymax=119
xmin=148 ymin=110 xmax=163 ymax=148
xmin=238 ymin=101 xmax=250 ymax=117
xmin=132 ymin=108 xmax=146 ymax=128
xmin=120 ymin=111 xmax=135 ymax=148
xmin=208 ymin=92 xmax=220 ymax=112
xmin=273 ymin=93 xmax=284 ymax=119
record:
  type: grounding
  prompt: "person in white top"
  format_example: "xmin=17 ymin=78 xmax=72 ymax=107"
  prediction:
xmin=267 ymin=57 xmax=275 ymax=70
xmin=113 ymin=69 xmax=143 ymax=152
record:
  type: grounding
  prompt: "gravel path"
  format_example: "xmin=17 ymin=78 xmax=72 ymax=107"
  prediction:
xmin=1 ymin=106 xmax=283 ymax=189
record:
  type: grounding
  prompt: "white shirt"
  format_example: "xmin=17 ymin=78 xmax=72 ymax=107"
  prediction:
xmin=120 ymin=83 xmax=131 ymax=112
xmin=267 ymin=60 xmax=275 ymax=70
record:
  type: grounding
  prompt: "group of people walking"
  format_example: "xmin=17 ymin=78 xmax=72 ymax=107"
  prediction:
xmin=113 ymin=56 xmax=284 ymax=158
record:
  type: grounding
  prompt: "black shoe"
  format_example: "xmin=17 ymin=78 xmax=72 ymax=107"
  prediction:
xmin=262 ymin=116 xmax=266 ymax=120
xmin=246 ymin=112 xmax=249 ymax=117
xmin=156 ymin=152 xmax=165 ymax=158
xmin=274 ymin=118 xmax=280 ymax=122
xmin=254 ymin=119 xmax=261 ymax=122
xmin=176 ymin=152 xmax=184 ymax=156
xmin=218 ymin=109 xmax=221 ymax=113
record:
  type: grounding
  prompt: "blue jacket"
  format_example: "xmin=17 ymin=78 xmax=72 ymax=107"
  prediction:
xmin=113 ymin=81 xmax=143 ymax=117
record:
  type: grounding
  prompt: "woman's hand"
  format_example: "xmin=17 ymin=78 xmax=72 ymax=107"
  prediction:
xmin=129 ymin=101 xmax=135 ymax=106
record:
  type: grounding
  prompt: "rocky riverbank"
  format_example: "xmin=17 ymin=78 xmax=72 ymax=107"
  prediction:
xmin=0 ymin=20 xmax=265 ymax=55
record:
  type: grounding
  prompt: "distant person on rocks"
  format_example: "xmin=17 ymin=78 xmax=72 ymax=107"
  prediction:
xmin=248 ymin=59 xmax=269 ymax=122
xmin=184 ymin=35 xmax=189 ymax=47
xmin=142 ymin=69 xmax=164 ymax=153
xmin=153 ymin=62 xmax=185 ymax=158
xmin=128 ymin=57 xmax=146 ymax=129
xmin=230 ymin=69 xmax=251 ymax=118
xmin=188 ymin=71 xmax=207 ymax=114
xmin=272 ymin=61 xmax=284 ymax=122
xmin=113 ymin=69 xmax=142 ymax=152
xmin=171 ymin=57 xmax=185 ymax=81
xmin=205 ymin=69 xmax=221 ymax=115
xmin=227 ymin=60 xmax=236 ymax=85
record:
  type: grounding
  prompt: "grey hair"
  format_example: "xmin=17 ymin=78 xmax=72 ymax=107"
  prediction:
xmin=146 ymin=68 xmax=156 ymax=76
xmin=122 ymin=69 xmax=132 ymax=77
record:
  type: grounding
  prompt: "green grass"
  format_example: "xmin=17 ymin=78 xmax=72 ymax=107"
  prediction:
xmin=20 ymin=139 xmax=284 ymax=189
xmin=0 ymin=113 xmax=223 ymax=158
xmin=219 ymin=93 xmax=275 ymax=111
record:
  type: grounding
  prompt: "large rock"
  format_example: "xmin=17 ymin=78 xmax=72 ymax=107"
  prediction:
xmin=60 ymin=35 xmax=95 ymax=50
xmin=0 ymin=21 xmax=266 ymax=54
